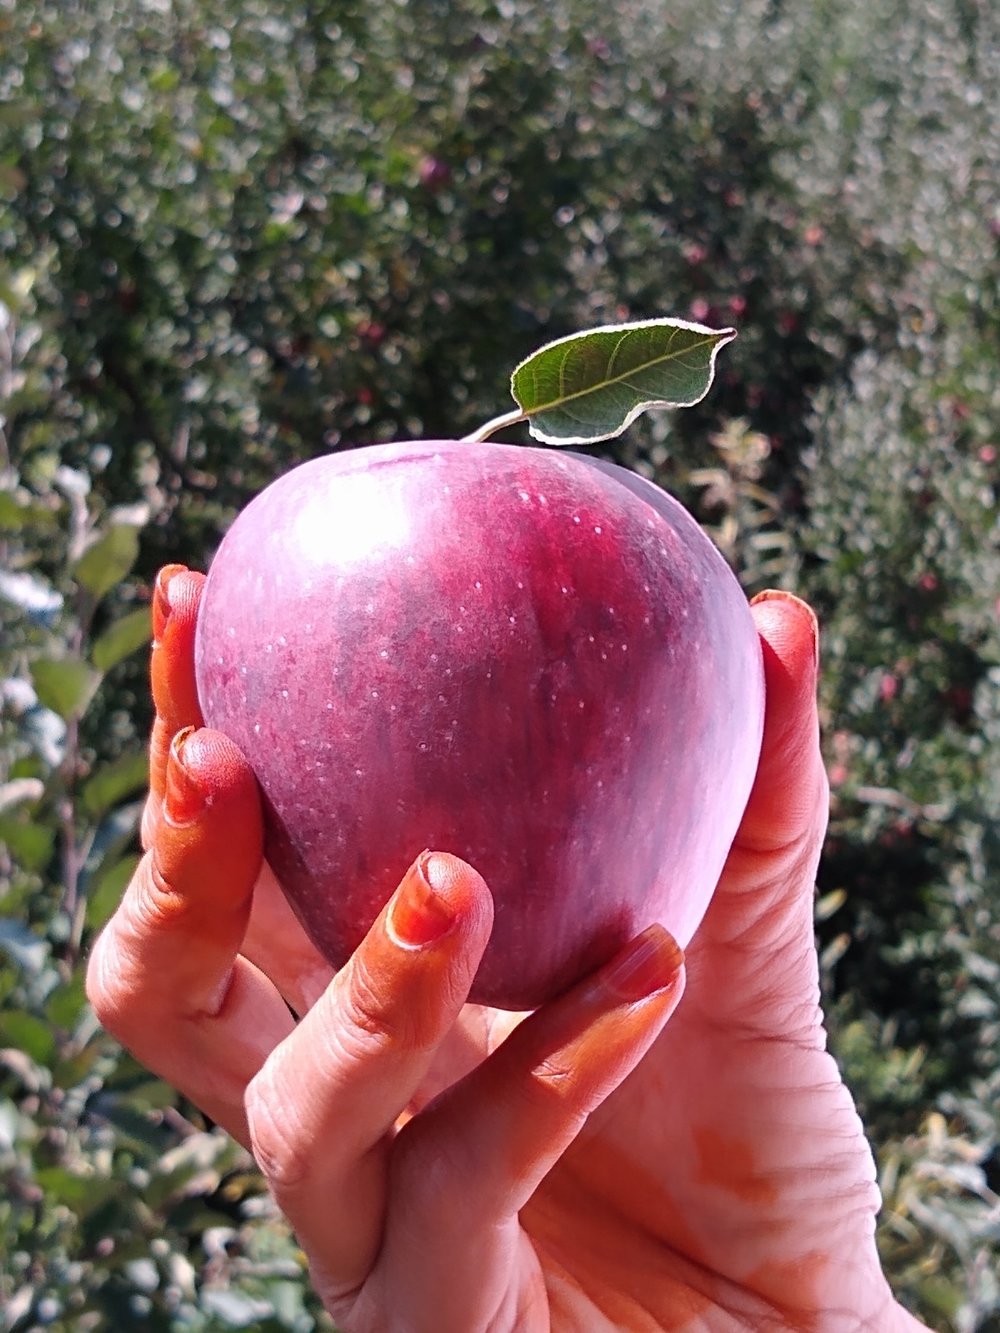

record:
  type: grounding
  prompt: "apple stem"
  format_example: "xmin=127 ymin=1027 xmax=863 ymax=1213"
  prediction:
xmin=461 ymin=407 xmax=529 ymax=443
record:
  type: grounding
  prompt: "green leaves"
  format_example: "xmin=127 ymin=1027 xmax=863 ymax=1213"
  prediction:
xmin=91 ymin=607 xmax=151 ymax=673
xmin=30 ymin=657 xmax=100 ymax=720
xmin=72 ymin=508 xmax=146 ymax=601
xmin=507 ymin=318 xmax=736 ymax=445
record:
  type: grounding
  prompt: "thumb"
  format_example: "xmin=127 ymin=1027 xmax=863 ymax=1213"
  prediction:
xmin=739 ymin=589 xmax=826 ymax=854
xmin=688 ymin=591 xmax=829 ymax=1042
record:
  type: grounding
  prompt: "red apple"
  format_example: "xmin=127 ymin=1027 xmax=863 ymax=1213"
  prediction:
xmin=194 ymin=441 xmax=764 ymax=1009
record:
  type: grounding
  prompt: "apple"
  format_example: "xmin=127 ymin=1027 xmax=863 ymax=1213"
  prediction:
xmin=194 ymin=441 xmax=764 ymax=1009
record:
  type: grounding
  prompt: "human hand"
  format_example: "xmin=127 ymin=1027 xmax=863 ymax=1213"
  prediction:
xmin=87 ymin=566 xmax=927 ymax=1331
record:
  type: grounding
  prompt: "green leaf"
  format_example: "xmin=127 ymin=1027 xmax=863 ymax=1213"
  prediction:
xmin=0 ymin=815 xmax=55 ymax=872
xmin=85 ymin=853 xmax=140 ymax=931
xmin=73 ymin=521 xmax=142 ymax=601
xmin=0 ymin=1009 xmax=57 ymax=1065
xmin=511 ymin=318 xmax=736 ymax=445
xmin=91 ymin=606 xmax=152 ymax=672
xmin=80 ymin=749 xmax=148 ymax=818
xmin=30 ymin=656 xmax=100 ymax=719
xmin=0 ymin=488 xmax=58 ymax=533
xmin=34 ymin=1166 xmax=118 ymax=1214
xmin=46 ymin=972 xmax=89 ymax=1031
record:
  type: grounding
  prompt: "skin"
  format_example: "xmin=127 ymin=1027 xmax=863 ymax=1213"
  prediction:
xmin=87 ymin=566 xmax=929 ymax=1332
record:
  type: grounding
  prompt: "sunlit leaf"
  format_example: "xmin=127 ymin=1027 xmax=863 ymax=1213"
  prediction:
xmin=0 ymin=489 xmax=58 ymax=533
xmin=0 ymin=777 xmax=44 ymax=814
xmin=511 ymin=318 xmax=737 ymax=445
xmin=30 ymin=657 xmax=100 ymax=720
xmin=0 ymin=569 xmax=63 ymax=624
xmin=73 ymin=519 xmax=144 ymax=601
xmin=201 ymin=1289 xmax=276 ymax=1327
xmin=91 ymin=607 xmax=152 ymax=672
xmin=80 ymin=750 xmax=148 ymax=819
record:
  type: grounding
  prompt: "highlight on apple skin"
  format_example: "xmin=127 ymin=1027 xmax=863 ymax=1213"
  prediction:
xmin=194 ymin=441 xmax=765 ymax=1010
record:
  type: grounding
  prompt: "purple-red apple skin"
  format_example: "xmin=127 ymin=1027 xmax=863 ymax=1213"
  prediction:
xmin=194 ymin=441 xmax=764 ymax=1009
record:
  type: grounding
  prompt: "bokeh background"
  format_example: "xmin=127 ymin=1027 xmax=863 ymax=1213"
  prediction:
xmin=1 ymin=0 xmax=998 ymax=1327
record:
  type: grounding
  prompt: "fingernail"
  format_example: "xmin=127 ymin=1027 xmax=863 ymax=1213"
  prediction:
xmin=152 ymin=564 xmax=189 ymax=645
xmin=388 ymin=851 xmax=457 ymax=948
xmin=164 ymin=727 xmax=208 ymax=825
xmin=600 ymin=925 xmax=684 ymax=1004
xmin=751 ymin=589 xmax=820 ymax=669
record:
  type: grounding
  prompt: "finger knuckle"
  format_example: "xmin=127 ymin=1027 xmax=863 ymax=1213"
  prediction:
xmin=85 ymin=929 xmax=131 ymax=1035
xmin=244 ymin=1053 xmax=311 ymax=1190
xmin=331 ymin=956 xmax=406 ymax=1060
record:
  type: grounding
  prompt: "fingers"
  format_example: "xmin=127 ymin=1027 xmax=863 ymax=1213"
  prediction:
xmin=400 ymin=925 xmax=685 ymax=1213
xmin=245 ymin=885 xmax=683 ymax=1323
xmin=142 ymin=564 xmax=335 ymax=1012
xmin=145 ymin=564 xmax=206 ymax=848
xmin=375 ymin=927 xmax=685 ymax=1329
xmin=243 ymin=851 xmax=494 ymax=1300
xmin=690 ymin=589 xmax=829 ymax=1040
xmin=87 ymin=727 xmax=294 ymax=1142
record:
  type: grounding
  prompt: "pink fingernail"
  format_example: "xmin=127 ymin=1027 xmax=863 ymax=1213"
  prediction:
xmin=601 ymin=926 xmax=684 ymax=1004
xmin=164 ymin=727 xmax=207 ymax=824
xmin=388 ymin=851 xmax=457 ymax=947
xmin=152 ymin=564 xmax=189 ymax=645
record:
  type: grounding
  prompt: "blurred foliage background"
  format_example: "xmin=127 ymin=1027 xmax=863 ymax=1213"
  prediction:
xmin=1 ymin=0 xmax=998 ymax=1327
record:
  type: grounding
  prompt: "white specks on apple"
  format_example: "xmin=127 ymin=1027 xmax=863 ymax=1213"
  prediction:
xmin=195 ymin=438 xmax=766 ymax=1010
